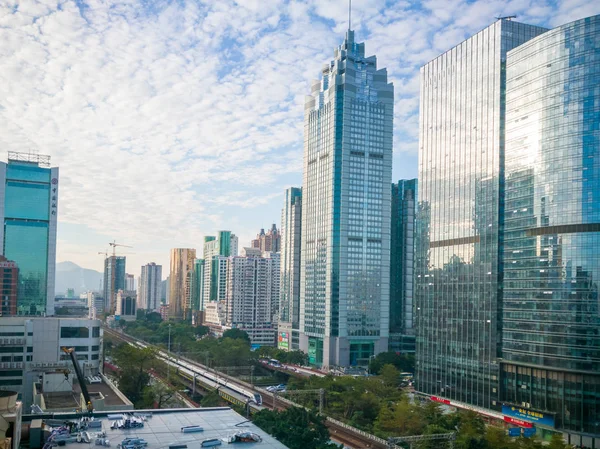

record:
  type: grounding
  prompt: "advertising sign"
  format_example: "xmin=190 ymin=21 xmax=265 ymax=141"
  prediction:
xmin=508 ymin=428 xmax=521 ymax=437
xmin=523 ymin=428 xmax=537 ymax=438
xmin=430 ymin=396 xmax=451 ymax=405
xmin=504 ymin=416 xmax=533 ymax=428
xmin=277 ymin=332 xmax=289 ymax=350
xmin=502 ymin=405 xmax=555 ymax=428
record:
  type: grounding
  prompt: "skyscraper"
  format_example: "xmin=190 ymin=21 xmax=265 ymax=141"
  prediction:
xmin=416 ymin=18 xmax=547 ymax=410
xmin=390 ymin=179 xmax=417 ymax=353
xmin=0 ymin=256 xmax=18 ymax=316
xmin=278 ymin=187 xmax=302 ymax=351
xmin=501 ymin=16 xmax=600 ymax=443
xmin=191 ymin=258 xmax=205 ymax=326
xmin=202 ymin=231 xmax=237 ymax=310
xmin=0 ymin=152 xmax=59 ymax=316
xmin=299 ymin=30 xmax=394 ymax=367
xmin=125 ymin=274 xmax=135 ymax=292
xmin=251 ymin=224 xmax=281 ymax=252
xmin=139 ymin=262 xmax=162 ymax=311
xmin=168 ymin=248 xmax=196 ymax=321
xmin=103 ymin=256 xmax=126 ymax=314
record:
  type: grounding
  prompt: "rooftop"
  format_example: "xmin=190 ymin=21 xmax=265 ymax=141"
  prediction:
xmin=41 ymin=380 xmax=130 ymax=411
xmin=7 ymin=151 xmax=51 ymax=167
xmin=23 ymin=408 xmax=289 ymax=449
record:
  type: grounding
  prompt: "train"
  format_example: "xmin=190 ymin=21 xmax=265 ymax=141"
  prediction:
xmin=130 ymin=340 xmax=263 ymax=407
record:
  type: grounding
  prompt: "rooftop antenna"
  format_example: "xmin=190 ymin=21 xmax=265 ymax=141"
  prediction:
xmin=496 ymin=15 xmax=517 ymax=21
xmin=348 ymin=0 xmax=351 ymax=30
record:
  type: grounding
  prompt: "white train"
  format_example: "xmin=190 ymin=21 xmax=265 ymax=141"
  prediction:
xmin=132 ymin=341 xmax=262 ymax=406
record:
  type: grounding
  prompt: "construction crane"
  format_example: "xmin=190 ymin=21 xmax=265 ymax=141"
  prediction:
xmin=61 ymin=347 xmax=93 ymax=415
xmin=109 ymin=240 xmax=132 ymax=257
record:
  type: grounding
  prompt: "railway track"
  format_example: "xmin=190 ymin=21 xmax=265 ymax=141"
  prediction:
xmin=103 ymin=327 xmax=389 ymax=449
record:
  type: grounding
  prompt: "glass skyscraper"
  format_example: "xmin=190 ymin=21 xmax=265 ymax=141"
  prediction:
xmin=390 ymin=179 xmax=417 ymax=353
xmin=502 ymin=16 xmax=600 ymax=443
xmin=103 ymin=255 xmax=126 ymax=314
xmin=169 ymin=248 xmax=196 ymax=321
xmin=139 ymin=262 xmax=162 ymax=311
xmin=0 ymin=152 xmax=59 ymax=316
xmin=416 ymin=19 xmax=547 ymax=410
xmin=278 ymin=187 xmax=302 ymax=351
xmin=299 ymin=29 xmax=393 ymax=367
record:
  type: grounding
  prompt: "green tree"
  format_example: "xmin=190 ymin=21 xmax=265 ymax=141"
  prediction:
xmin=222 ymin=328 xmax=251 ymax=343
xmin=547 ymin=433 xmax=569 ymax=449
xmin=200 ymin=390 xmax=222 ymax=407
xmin=379 ymin=364 xmax=401 ymax=387
xmin=142 ymin=381 xmax=175 ymax=409
xmin=369 ymin=352 xmax=415 ymax=375
xmin=253 ymin=407 xmax=340 ymax=449
xmin=112 ymin=344 xmax=157 ymax=407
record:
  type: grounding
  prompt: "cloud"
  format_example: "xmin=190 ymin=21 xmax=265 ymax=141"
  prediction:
xmin=1 ymin=0 xmax=598 ymax=275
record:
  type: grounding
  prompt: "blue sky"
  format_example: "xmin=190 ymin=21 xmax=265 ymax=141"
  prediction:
xmin=1 ymin=0 xmax=598 ymax=277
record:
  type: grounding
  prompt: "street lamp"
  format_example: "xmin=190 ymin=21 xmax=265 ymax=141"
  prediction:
xmin=367 ymin=354 xmax=377 ymax=376
xmin=168 ymin=323 xmax=172 ymax=353
xmin=167 ymin=323 xmax=172 ymax=384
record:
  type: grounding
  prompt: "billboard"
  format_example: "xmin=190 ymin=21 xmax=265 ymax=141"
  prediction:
xmin=278 ymin=332 xmax=289 ymax=350
xmin=502 ymin=405 xmax=555 ymax=428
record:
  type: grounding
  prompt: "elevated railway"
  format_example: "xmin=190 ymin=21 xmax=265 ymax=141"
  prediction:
xmin=103 ymin=327 xmax=390 ymax=449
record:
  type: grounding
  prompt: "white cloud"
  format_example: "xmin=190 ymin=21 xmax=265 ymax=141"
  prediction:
xmin=0 ymin=0 xmax=598 ymax=275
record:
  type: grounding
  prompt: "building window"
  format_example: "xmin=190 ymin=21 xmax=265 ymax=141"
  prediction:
xmin=0 ymin=370 xmax=23 ymax=377
xmin=0 ymin=347 xmax=22 ymax=353
xmin=0 ymin=379 xmax=21 ymax=386
xmin=91 ymin=354 xmax=99 ymax=360
xmin=91 ymin=345 xmax=100 ymax=352
xmin=60 ymin=327 xmax=89 ymax=339
xmin=92 ymin=327 xmax=100 ymax=338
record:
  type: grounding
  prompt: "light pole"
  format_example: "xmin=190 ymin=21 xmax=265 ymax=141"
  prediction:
xmin=368 ymin=354 xmax=376 ymax=376
xmin=168 ymin=323 xmax=172 ymax=353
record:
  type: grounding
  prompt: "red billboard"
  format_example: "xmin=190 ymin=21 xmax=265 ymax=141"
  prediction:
xmin=503 ymin=416 xmax=533 ymax=428
xmin=430 ymin=396 xmax=451 ymax=405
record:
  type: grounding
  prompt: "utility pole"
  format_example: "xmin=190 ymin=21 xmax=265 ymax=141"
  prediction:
xmin=167 ymin=323 xmax=172 ymax=384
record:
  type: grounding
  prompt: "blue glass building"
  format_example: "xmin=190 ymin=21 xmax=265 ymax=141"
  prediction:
xmin=390 ymin=179 xmax=417 ymax=353
xmin=299 ymin=30 xmax=394 ymax=367
xmin=502 ymin=15 xmax=600 ymax=444
xmin=0 ymin=152 xmax=59 ymax=316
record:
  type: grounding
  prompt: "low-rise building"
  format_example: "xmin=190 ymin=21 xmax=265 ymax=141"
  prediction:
xmin=0 ymin=317 xmax=102 ymax=410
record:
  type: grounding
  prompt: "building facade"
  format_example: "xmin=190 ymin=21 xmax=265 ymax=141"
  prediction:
xmin=299 ymin=30 xmax=394 ymax=367
xmin=103 ymin=256 xmax=126 ymax=314
xmin=501 ymin=16 xmax=600 ymax=444
xmin=0 ymin=317 xmax=102 ymax=409
xmin=225 ymin=252 xmax=280 ymax=347
xmin=0 ymin=255 xmax=18 ymax=316
xmin=0 ymin=152 xmax=59 ymax=316
xmin=125 ymin=274 xmax=135 ymax=292
xmin=202 ymin=232 xmax=237 ymax=320
xmin=168 ymin=249 xmax=196 ymax=321
xmin=278 ymin=188 xmax=302 ymax=351
xmin=116 ymin=290 xmax=137 ymax=318
xmin=139 ymin=263 xmax=162 ymax=311
xmin=251 ymin=224 xmax=281 ymax=252
xmin=390 ymin=179 xmax=417 ymax=353
xmin=416 ymin=18 xmax=547 ymax=412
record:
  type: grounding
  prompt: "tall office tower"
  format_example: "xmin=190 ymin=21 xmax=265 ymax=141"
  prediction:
xmin=139 ymin=263 xmax=162 ymax=311
xmin=202 ymin=231 xmax=237 ymax=308
xmin=0 ymin=256 xmax=18 ymax=316
xmin=225 ymin=252 xmax=280 ymax=346
xmin=103 ymin=256 xmax=126 ymax=314
xmin=415 ymin=19 xmax=547 ymax=411
xmin=168 ymin=248 xmax=196 ymax=321
xmin=191 ymin=259 xmax=205 ymax=324
xmin=501 ymin=16 xmax=600 ymax=444
xmin=389 ymin=179 xmax=417 ymax=354
xmin=125 ymin=274 xmax=135 ymax=292
xmin=251 ymin=224 xmax=281 ymax=252
xmin=0 ymin=152 xmax=59 ymax=316
xmin=299 ymin=29 xmax=394 ymax=368
xmin=278 ymin=187 xmax=302 ymax=351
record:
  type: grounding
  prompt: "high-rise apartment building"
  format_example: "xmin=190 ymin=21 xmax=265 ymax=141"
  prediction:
xmin=251 ymin=224 xmax=281 ymax=252
xmin=202 ymin=231 xmax=237 ymax=313
xmin=168 ymin=248 xmax=196 ymax=321
xmin=300 ymin=30 xmax=393 ymax=367
xmin=192 ymin=259 xmax=205 ymax=311
xmin=0 ymin=152 xmax=59 ymax=316
xmin=390 ymin=179 xmax=417 ymax=354
xmin=103 ymin=256 xmax=126 ymax=314
xmin=500 ymin=16 xmax=600 ymax=444
xmin=125 ymin=274 xmax=135 ymax=292
xmin=416 ymin=18 xmax=547 ymax=412
xmin=278 ymin=188 xmax=302 ymax=351
xmin=226 ymin=251 xmax=280 ymax=346
xmin=139 ymin=263 xmax=162 ymax=311
xmin=0 ymin=255 xmax=18 ymax=316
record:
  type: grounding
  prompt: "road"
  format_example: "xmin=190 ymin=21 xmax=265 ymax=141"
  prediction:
xmin=103 ymin=327 xmax=390 ymax=449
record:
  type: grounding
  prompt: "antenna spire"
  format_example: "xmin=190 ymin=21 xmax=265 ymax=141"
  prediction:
xmin=348 ymin=0 xmax=351 ymax=30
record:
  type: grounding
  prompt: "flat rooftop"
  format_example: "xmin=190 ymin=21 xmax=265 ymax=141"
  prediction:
xmin=43 ymin=381 xmax=129 ymax=410
xmin=30 ymin=408 xmax=289 ymax=449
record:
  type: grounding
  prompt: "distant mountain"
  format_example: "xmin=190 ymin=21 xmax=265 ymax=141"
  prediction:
xmin=55 ymin=261 xmax=103 ymax=296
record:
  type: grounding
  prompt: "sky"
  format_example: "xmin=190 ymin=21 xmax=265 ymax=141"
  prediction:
xmin=1 ymin=0 xmax=599 ymax=279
